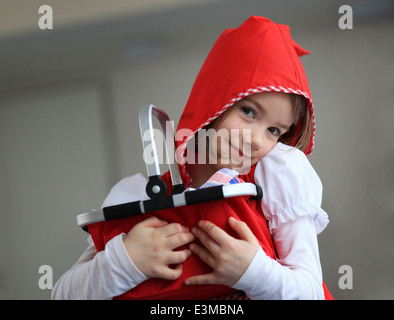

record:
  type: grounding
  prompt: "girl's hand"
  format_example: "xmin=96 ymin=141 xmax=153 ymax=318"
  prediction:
xmin=185 ymin=217 xmax=259 ymax=287
xmin=122 ymin=216 xmax=194 ymax=280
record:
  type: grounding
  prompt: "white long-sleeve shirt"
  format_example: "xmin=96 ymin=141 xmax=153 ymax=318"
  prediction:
xmin=52 ymin=143 xmax=329 ymax=300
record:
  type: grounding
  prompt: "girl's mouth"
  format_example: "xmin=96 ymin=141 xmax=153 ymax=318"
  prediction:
xmin=220 ymin=140 xmax=252 ymax=172
xmin=229 ymin=143 xmax=245 ymax=162
xmin=238 ymin=147 xmax=244 ymax=158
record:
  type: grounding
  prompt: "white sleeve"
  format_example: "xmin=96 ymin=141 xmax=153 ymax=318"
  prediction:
xmin=52 ymin=174 xmax=150 ymax=300
xmin=101 ymin=173 xmax=150 ymax=207
xmin=255 ymin=142 xmax=329 ymax=234
xmin=232 ymin=143 xmax=328 ymax=299
xmin=51 ymin=234 xmax=147 ymax=300
xmin=233 ymin=216 xmax=324 ymax=299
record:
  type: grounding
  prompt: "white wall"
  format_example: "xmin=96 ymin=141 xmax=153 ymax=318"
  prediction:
xmin=0 ymin=81 xmax=112 ymax=298
xmin=1 ymin=0 xmax=394 ymax=299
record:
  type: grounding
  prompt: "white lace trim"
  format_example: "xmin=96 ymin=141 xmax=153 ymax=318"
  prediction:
xmin=266 ymin=201 xmax=329 ymax=235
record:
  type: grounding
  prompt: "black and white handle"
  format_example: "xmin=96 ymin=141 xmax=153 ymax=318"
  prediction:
xmin=139 ymin=105 xmax=184 ymax=198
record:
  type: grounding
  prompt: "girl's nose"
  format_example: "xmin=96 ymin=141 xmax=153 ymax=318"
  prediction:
xmin=250 ymin=128 xmax=264 ymax=151
xmin=251 ymin=142 xmax=260 ymax=151
xmin=240 ymin=129 xmax=257 ymax=151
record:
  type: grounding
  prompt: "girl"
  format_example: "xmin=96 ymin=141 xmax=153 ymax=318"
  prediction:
xmin=52 ymin=16 xmax=331 ymax=300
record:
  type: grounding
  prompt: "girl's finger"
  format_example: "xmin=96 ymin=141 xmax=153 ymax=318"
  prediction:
xmin=166 ymin=231 xmax=195 ymax=250
xmin=191 ymin=225 xmax=220 ymax=255
xmin=166 ymin=249 xmax=192 ymax=265
xmin=158 ymin=263 xmax=184 ymax=281
xmin=158 ymin=222 xmax=189 ymax=238
xmin=228 ymin=217 xmax=257 ymax=243
xmin=137 ymin=216 xmax=168 ymax=228
xmin=185 ymin=272 xmax=218 ymax=285
xmin=189 ymin=243 xmax=216 ymax=269
xmin=196 ymin=220 xmax=231 ymax=246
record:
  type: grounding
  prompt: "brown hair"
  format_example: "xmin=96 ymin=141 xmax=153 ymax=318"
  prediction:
xmin=279 ymin=93 xmax=313 ymax=153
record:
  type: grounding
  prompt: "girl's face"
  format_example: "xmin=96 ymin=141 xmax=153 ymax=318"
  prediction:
xmin=207 ymin=92 xmax=294 ymax=173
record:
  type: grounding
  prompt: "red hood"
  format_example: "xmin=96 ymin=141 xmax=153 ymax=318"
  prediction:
xmin=175 ymin=16 xmax=315 ymax=183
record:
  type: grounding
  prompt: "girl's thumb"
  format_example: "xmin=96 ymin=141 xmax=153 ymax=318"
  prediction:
xmin=228 ymin=216 xmax=255 ymax=242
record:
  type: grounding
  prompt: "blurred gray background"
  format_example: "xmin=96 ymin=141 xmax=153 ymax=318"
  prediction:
xmin=0 ymin=0 xmax=393 ymax=300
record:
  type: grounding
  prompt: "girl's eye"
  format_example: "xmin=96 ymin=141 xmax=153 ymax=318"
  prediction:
xmin=268 ymin=127 xmax=280 ymax=136
xmin=241 ymin=107 xmax=255 ymax=118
